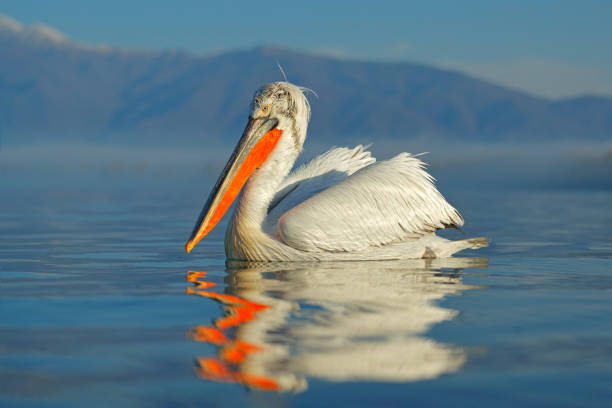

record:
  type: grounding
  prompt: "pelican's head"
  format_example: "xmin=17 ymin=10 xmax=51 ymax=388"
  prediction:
xmin=249 ymin=81 xmax=311 ymax=150
xmin=185 ymin=82 xmax=312 ymax=253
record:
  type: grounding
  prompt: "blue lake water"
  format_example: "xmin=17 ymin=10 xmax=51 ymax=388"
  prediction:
xmin=1 ymin=170 xmax=611 ymax=407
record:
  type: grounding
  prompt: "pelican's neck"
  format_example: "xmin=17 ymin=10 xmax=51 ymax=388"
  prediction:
xmin=231 ymin=132 xmax=300 ymax=231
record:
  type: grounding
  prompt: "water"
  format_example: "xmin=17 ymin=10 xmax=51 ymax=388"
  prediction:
xmin=1 ymin=171 xmax=611 ymax=407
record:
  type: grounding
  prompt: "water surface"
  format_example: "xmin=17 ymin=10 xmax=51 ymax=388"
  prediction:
xmin=1 ymin=178 xmax=611 ymax=407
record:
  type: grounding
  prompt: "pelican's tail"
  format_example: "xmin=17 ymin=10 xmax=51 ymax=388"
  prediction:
xmin=465 ymin=237 xmax=490 ymax=249
xmin=422 ymin=236 xmax=490 ymax=258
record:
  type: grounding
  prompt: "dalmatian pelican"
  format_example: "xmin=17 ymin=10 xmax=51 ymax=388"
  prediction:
xmin=186 ymin=82 xmax=488 ymax=261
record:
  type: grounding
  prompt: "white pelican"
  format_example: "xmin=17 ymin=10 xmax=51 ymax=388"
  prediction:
xmin=186 ymin=82 xmax=488 ymax=261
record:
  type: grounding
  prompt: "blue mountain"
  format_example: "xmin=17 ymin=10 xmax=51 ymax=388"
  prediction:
xmin=1 ymin=16 xmax=610 ymax=147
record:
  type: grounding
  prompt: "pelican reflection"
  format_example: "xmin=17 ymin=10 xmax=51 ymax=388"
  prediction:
xmin=186 ymin=258 xmax=487 ymax=391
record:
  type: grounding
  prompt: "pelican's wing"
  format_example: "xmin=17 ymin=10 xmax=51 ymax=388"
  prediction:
xmin=276 ymin=153 xmax=463 ymax=253
xmin=265 ymin=145 xmax=375 ymax=227
xmin=280 ymin=145 xmax=375 ymax=189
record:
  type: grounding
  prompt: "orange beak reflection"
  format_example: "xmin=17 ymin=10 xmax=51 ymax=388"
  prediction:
xmin=186 ymin=118 xmax=282 ymax=253
xmin=186 ymin=270 xmax=279 ymax=391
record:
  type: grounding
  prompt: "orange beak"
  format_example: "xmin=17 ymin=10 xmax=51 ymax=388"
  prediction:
xmin=186 ymin=117 xmax=282 ymax=253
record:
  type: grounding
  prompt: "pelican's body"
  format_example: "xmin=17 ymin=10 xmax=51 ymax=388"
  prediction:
xmin=186 ymin=82 xmax=488 ymax=261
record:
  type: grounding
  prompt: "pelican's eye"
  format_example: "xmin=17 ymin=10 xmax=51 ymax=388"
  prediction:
xmin=259 ymin=104 xmax=271 ymax=116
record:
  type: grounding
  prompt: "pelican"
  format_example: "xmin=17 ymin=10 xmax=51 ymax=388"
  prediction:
xmin=186 ymin=82 xmax=488 ymax=261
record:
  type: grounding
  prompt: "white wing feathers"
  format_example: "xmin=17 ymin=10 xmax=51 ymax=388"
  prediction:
xmin=266 ymin=145 xmax=375 ymax=224
xmin=279 ymin=144 xmax=375 ymax=191
xmin=277 ymin=152 xmax=464 ymax=253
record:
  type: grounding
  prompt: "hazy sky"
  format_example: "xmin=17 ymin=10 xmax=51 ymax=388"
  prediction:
xmin=2 ymin=0 xmax=611 ymax=99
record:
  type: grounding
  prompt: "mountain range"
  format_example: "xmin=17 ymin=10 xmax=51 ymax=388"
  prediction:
xmin=1 ymin=15 xmax=611 ymax=148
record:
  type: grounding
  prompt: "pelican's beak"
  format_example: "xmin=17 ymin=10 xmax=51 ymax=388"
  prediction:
xmin=186 ymin=117 xmax=282 ymax=253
